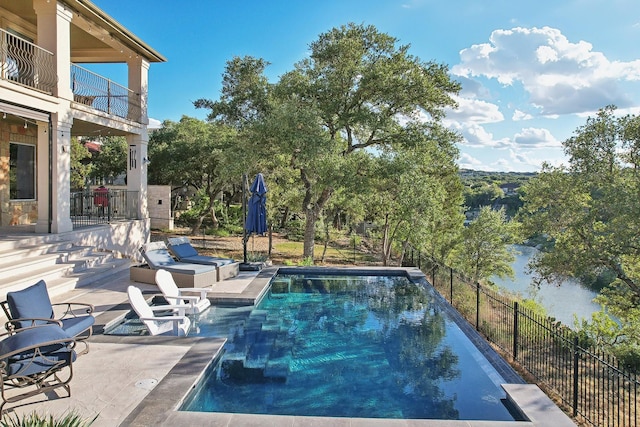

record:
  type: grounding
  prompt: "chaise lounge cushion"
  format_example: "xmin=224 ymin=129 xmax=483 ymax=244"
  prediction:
xmin=166 ymin=237 xmax=236 ymax=266
xmin=0 ymin=325 xmax=75 ymax=376
xmin=141 ymin=241 xmax=217 ymax=274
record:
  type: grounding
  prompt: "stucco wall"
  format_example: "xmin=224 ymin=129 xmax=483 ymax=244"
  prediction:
xmin=68 ymin=219 xmax=150 ymax=261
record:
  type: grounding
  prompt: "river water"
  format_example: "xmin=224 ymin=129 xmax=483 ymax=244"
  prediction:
xmin=491 ymin=245 xmax=601 ymax=327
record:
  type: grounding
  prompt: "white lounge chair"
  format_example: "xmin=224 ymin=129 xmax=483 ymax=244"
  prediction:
xmin=127 ymin=286 xmax=191 ymax=337
xmin=155 ymin=269 xmax=211 ymax=315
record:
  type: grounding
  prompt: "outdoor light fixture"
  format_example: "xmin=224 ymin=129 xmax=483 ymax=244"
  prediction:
xmin=24 ymin=121 xmax=27 ymax=129
xmin=142 ymin=157 xmax=151 ymax=165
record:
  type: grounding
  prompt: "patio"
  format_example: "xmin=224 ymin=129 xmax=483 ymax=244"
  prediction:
xmin=3 ymin=266 xmax=575 ymax=427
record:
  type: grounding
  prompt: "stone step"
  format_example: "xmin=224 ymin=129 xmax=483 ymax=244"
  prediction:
xmin=0 ymin=241 xmax=73 ymax=263
xmin=0 ymin=264 xmax=76 ymax=300
xmin=0 ymin=253 xmax=62 ymax=277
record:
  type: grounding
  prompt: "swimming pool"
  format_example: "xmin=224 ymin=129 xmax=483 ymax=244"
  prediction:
xmin=180 ymin=272 xmax=519 ymax=421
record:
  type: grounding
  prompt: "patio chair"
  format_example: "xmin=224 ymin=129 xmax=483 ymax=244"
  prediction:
xmin=166 ymin=237 xmax=239 ymax=281
xmin=134 ymin=241 xmax=218 ymax=287
xmin=127 ymin=286 xmax=191 ymax=336
xmin=1 ymin=280 xmax=94 ymax=355
xmin=155 ymin=269 xmax=211 ymax=315
xmin=0 ymin=323 xmax=76 ymax=414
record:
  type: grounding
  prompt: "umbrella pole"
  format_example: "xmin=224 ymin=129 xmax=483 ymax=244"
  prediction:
xmin=242 ymin=173 xmax=248 ymax=264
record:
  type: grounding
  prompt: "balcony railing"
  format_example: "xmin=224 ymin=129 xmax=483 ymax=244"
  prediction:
xmin=0 ymin=29 xmax=57 ymax=94
xmin=0 ymin=29 xmax=142 ymax=123
xmin=70 ymin=189 xmax=140 ymax=230
xmin=71 ymin=64 xmax=142 ymax=122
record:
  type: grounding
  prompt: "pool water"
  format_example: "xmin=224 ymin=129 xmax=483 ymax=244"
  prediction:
xmin=181 ymin=274 xmax=517 ymax=420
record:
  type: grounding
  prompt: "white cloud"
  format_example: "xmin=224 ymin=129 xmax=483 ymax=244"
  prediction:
xmin=513 ymin=127 xmax=560 ymax=148
xmin=148 ymin=117 xmax=162 ymax=129
xmin=452 ymin=26 xmax=640 ymax=115
xmin=512 ymin=110 xmax=533 ymax=121
xmin=445 ymin=95 xmax=504 ymax=124
xmin=459 ymin=152 xmax=482 ymax=168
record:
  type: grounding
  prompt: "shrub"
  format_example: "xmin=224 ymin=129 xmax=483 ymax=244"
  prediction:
xmin=0 ymin=411 xmax=97 ymax=427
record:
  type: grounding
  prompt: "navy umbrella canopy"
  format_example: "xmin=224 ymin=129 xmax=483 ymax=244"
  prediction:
xmin=245 ymin=173 xmax=267 ymax=235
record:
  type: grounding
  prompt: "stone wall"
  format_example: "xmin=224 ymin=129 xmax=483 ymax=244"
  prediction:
xmin=0 ymin=120 xmax=38 ymax=226
xmin=148 ymin=185 xmax=173 ymax=230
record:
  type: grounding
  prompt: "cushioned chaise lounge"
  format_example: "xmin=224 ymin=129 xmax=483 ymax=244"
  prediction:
xmin=166 ymin=237 xmax=239 ymax=281
xmin=130 ymin=241 xmax=217 ymax=288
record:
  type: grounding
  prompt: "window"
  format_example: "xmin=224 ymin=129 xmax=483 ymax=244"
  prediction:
xmin=10 ymin=142 xmax=35 ymax=200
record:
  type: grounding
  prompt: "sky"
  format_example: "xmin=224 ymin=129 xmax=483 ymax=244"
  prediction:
xmin=91 ymin=0 xmax=640 ymax=172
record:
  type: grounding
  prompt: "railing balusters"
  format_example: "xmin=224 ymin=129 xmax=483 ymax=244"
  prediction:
xmin=70 ymin=189 xmax=139 ymax=230
xmin=412 ymin=246 xmax=640 ymax=427
xmin=70 ymin=64 xmax=141 ymax=121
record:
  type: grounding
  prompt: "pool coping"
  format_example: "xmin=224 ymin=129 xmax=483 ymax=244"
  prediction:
xmin=118 ymin=266 xmax=576 ymax=427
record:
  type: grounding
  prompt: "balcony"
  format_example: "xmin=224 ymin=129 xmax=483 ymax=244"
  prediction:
xmin=0 ymin=28 xmax=56 ymax=94
xmin=1 ymin=29 xmax=142 ymax=123
xmin=71 ymin=64 xmax=142 ymax=122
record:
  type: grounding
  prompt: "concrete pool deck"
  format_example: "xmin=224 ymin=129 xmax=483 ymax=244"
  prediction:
xmin=5 ymin=266 xmax=575 ymax=426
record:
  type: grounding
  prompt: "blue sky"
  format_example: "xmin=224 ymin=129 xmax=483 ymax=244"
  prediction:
xmin=91 ymin=0 xmax=640 ymax=172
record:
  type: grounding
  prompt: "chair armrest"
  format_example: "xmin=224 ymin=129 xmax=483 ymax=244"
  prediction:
xmin=52 ymin=302 xmax=95 ymax=317
xmin=179 ymin=287 xmax=210 ymax=294
xmin=5 ymin=318 xmax=63 ymax=332
xmin=148 ymin=304 xmax=190 ymax=311
xmin=178 ymin=289 xmax=209 ymax=299
xmin=164 ymin=294 xmax=200 ymax=303
xmin=149 ymin=304 xmax=188 ymax=316
xmin=138 ymin=315 xmax=187 ymax=322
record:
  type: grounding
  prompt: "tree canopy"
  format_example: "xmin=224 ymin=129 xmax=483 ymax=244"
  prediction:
xmin=520 ymin=106 xmax=640 ymax=361
xmin=193 ymin=23 xmax=463 ymax=262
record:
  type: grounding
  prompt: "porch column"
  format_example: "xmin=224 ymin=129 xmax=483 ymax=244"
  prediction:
xmin=47 ymin=119 xmax=72 ymax=233
xmin=35 ymin=121 xmax=50 ymax=233
xmin=127 ymin=56 xmax=149 ymax=125
xmin=127 ymin=134 xmax=148 ymax=220
xmin=33 ymin=0 xmax=73 ymax=100
xmin=127 ymin=57 xmax=150 ymax=220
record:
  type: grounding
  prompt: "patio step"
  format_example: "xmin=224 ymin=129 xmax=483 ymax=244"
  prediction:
xmin=0 ymin=235 xmax=132 ymax=302
xmin=0 ymin=240 xmax=74 ymax=263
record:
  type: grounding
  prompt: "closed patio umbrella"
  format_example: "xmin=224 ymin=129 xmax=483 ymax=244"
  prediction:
xmin=245 ymin=173 xmax=267 ymax=235
xmin=243 ymin=173 xmax=268 ymax=266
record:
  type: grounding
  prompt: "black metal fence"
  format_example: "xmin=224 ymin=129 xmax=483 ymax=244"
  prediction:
xmin=409 ymin=251 xmax=639 ymax=427
xmin=70 ymin=189 xmax=139 ymax=229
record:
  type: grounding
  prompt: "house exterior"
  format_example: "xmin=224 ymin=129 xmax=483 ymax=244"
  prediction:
xmin=0 ymin=0 xmax=165 ymax=258
xmin=499 ymin=183 xmax=520 ymax=196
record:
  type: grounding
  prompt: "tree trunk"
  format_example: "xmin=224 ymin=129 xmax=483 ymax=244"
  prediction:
xmin=381 ymin=215 xmax=391 ymax=266
xmin=321 ymin=220 xmax=330 ymax=262
xmin=209 ymin=206 xmax=219 ymax=229
xmin=300 ymin=167 xmax=334 ymax=262
xmin=191 ymin=215 xmax=204 ymax=235
xmin=279 ymin=206 xmax=289 ymax=229
xmin=303 ymin=208 xmax=316 ymax=261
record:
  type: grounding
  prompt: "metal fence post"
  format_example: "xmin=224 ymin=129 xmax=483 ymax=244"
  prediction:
xmin=513 ymin=301 xmax=519 ymax=360
xmin=572 ymin=335 xmax=579 ymax=417
xmin=475 ymin=282 xmax=480 ymax=331
xmin=449 ymin=267 xmax=453 ymax=303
